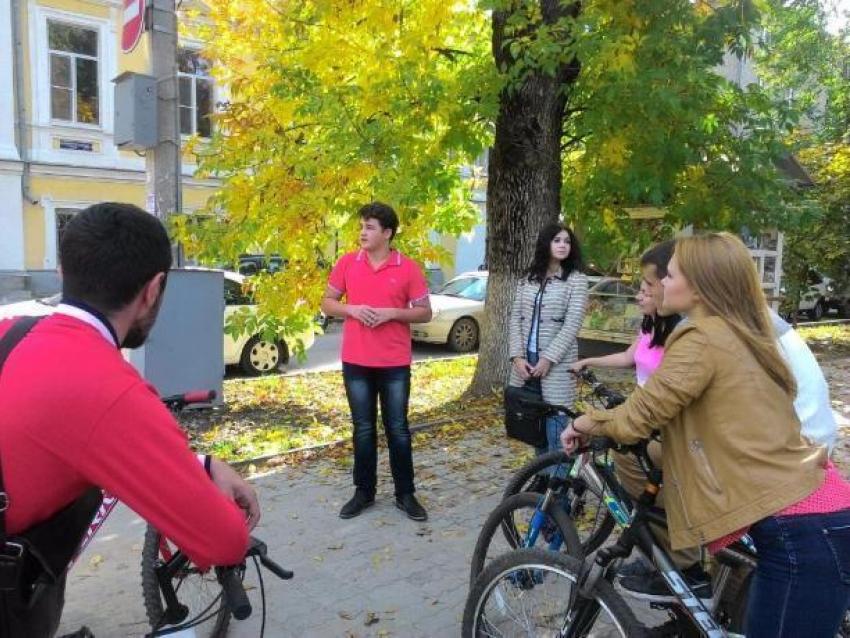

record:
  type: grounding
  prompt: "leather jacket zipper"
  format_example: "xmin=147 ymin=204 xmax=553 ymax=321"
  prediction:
xmin=690 ymin=439 xmax=724 ymax=495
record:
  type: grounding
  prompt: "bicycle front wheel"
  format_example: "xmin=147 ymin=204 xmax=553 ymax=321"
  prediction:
xmin=141 ymin=525 xmax=231 ymax=637
xmin=463 ymin=548 xmax=644 ymax=638
xmin=504 ymin=451 xmax=615 ymax=554
xmin=469 ymin=491 xmax=583 ymax=584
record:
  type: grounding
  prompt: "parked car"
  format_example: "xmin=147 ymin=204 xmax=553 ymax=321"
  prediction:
xmin=784 ymin=270 xmax=831 ymax=321
xmin=237 ymin=253 xmax=285 ymax=276
xmin=0 ymin=271 xmax=310 ymax=376
xmin=825 ymin=279 xmax=850 ymax=318
xmin=412 ymin=271 xmax=487 ymax=353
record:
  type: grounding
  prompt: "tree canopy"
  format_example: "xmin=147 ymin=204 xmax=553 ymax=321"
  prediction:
xmin=177 ymin=0 xmax=846 ymax=352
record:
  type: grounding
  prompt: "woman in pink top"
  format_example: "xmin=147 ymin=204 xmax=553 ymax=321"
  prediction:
xmin=572 ymin=241 xmax=681 ymax=387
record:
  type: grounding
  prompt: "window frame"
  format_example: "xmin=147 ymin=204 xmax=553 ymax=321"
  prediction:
xmin=47 ymin=20 xmax=100 ymax=125
xmin=178 ymin=48 xmax=214 ymax=139
xmin=31 ymin=6 xmax=113 ymax=136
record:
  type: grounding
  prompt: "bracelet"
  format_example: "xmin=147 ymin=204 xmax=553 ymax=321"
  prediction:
xmin=197 ymin=454 xmax=212 ymax=476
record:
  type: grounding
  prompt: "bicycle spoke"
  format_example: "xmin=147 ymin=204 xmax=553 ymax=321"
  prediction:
xmin=472 ymin=561 xmax=631 ymax=637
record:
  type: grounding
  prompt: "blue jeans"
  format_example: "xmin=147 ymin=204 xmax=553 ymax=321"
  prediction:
xmin=746 ymin=509 xmax=850 ymax=638
xmin=342 ymin=363 xmax=415 ymax=496
xmin=525 ymin=350 xmax=568 ymax=477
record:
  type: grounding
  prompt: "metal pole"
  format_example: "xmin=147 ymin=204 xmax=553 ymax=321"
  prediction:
xmin=145 ymin=0 xmax=183 ymax=266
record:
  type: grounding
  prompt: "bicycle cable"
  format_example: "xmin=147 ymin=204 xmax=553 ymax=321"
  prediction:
xmin=253 ymin=555 xmax=267 ymax=638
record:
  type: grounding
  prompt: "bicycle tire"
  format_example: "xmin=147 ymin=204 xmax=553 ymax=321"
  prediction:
xmin=503 ymin=450 xmax=616 ymax=554
xmin=463 ymin=547 xmax=646 ymax=637
xmin=469 ymin=491 xmax=583 ymax=584
xmin=141 ymin=525 xmax=231 ymax=637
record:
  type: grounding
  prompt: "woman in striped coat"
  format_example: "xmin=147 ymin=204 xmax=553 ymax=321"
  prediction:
xmin=508 ymin=222 xmax=588 ymax=478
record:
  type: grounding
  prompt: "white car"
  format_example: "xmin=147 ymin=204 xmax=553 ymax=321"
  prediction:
xmin=0 ymin=271 xmax=310 ymax=376
xmin=411 ymin=271 xmax=487 ymax=352
xmin=786 ymin=270 xmax=831 ymax=321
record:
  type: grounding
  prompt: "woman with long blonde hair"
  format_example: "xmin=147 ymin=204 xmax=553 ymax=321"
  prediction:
xmin=563 ymin=232 xmax=850 ymax=637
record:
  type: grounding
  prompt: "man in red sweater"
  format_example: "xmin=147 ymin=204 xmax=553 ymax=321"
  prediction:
xmin=0 ymin=203 xmax=259 ymax=632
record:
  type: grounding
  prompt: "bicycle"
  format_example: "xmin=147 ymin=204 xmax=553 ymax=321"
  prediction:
xmin=69 ymin=391 xmax=292 ymax=638
xmin=469 ymin=370 xmax=625 ymax=584
xmin=144 ymin=535 xmax=292 ymax=638
xmin=463 ymin=433 xmax=758 ymax=637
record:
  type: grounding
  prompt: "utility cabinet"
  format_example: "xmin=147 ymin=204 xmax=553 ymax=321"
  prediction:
xmin=113 ymin=72 xmax=157 ymax=150
xmin=127 ymin=269 xmax=224 ymax=404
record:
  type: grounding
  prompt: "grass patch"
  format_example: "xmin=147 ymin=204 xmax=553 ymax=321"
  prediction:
xmin=181 ymin=355 xmax=499 ymax=462
xmin=798 ymin=323 xmax=850 ymax=358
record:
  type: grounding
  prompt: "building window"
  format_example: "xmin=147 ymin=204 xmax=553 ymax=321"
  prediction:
xmin=55 ymin=209 xmax=77 ymax=258
xmin=178 ymin=49 xmax=213 ymax=138
xmin=48 ymin=21 xmax=99 ymax=124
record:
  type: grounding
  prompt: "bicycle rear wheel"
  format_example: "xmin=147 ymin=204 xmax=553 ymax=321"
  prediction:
xmin=141 ymin=525 xmax=231 ymax=637
xmin=469 ymin=491 xmax=583 ymax=584
xmin=504 ymin=450 xmax=616 ymax=554
xmin=463 ymin=548 xmax=644 ymax=637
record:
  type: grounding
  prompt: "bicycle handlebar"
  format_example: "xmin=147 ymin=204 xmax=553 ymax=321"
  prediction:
xmin=151 ymin=535 xmax=292 ymax=634
xmin=217 ymin=567 xmax=252 ymax=620
xmin=516 ymin=369 xmax=626 ymax=418
xmin=161 ymin=390 xmax=217 ymax=411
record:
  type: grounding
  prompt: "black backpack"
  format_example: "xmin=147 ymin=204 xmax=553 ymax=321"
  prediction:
xmin=0 ymin=317 xmax=102 ymax=638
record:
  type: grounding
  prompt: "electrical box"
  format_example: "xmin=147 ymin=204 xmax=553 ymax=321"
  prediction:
xmin=127 ymin=269 xmax=224 ymax=405
xmin=113 ymin=71 xmax=157 ymax=150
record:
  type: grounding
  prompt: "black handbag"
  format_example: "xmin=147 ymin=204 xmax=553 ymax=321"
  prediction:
xmin=503 ymin=382 xmax=548 ymax=448
xmin=0 ymin=317 xmax=103 ymax=638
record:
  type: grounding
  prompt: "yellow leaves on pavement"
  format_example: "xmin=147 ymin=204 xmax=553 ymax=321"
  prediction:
xmin=180 ymin=357 xmax=498 ymax=463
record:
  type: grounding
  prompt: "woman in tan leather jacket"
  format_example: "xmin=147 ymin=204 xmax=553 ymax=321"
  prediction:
xmin=563 ymin=232 xmax=850 ymax=638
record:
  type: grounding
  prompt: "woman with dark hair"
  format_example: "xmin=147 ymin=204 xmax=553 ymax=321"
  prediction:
xmin=573 ymin=240 xmax=681 ymax=383
xmin=508 ymin=222 xmax=588 ymax=482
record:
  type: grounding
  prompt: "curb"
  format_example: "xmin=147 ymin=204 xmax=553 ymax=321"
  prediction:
xmin=232 ymin=408 xmax=502 ymax=470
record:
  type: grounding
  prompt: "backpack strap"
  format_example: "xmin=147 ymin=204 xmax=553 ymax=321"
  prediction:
xmin=0 ymin=316 xmax=45 ymax=540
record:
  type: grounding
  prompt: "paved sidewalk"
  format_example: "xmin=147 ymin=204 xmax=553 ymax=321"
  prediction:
xmin=58 ymin=420 xmax=527 ymax=637
xmin=58 ymin=359 xmax=850 ymax=637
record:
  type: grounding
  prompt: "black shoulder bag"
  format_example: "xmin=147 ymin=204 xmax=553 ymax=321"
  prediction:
xmin=0 ymin=317 xmax=103 ymax=638
xmin=503 ymin=383 xmax=548 ymax=448
xmin=503 ymin=278 xmax=549 ymax=448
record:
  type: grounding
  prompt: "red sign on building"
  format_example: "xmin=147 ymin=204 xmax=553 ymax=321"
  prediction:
xmin=122 ymin=0 xmax=144 ymax=54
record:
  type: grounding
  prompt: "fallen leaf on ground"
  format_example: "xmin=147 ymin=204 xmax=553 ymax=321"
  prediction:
xmin=364 ymin=611 xmax=379 ymax=626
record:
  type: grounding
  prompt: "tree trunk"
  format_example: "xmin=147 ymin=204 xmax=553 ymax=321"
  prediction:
xmin=468 ymin=1 xmax=580 ymax=396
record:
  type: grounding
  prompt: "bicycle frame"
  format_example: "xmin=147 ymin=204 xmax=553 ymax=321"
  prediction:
xmin=69 ymin=390 xmax=216 ymax=569
xmin=564 ymin=440 xmax=729 ymax=638
xmin=70 ymin=491 xmax=119 ymax=568
xmin=510 ymin=372 xmax=759 ymax=637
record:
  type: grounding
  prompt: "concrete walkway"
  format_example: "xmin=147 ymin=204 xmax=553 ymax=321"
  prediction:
xmin=59 ymin=421 xmax=521 ymax=637
xmin=58 ymin=358 xmax=850 ymax=637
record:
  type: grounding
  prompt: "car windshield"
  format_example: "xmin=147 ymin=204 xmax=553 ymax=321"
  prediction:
xmin=438 ymin=277 xmax=487 ymax=302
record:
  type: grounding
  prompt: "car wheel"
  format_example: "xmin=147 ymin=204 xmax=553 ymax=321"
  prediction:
xmin=447 ymin=317 xmax=479 ymax=353
xmin=839 ymin=299 xmax=850 ymax=319
xmin=240 ymin=336 xmax=288 ymax=376
xmin=809 ymin=299 xmax=824 ymax=321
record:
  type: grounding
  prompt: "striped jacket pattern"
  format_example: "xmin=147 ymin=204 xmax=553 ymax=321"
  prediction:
xmin=508 ymin=271 xmax=589 ymax=408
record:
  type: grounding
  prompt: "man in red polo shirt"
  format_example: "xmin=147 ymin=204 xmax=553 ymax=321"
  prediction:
xmin=321 ymin=202 xmax=432 ymax=521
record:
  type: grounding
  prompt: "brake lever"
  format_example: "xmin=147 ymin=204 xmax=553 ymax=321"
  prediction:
xmin=247 ymin=536 xmax=294 ymax=580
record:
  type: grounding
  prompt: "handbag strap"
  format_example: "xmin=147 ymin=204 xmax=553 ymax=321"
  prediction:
xmin=0 ymin=316 xmax=45 ymax=542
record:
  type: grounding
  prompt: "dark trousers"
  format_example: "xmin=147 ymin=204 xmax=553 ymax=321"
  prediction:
xmin=746 ymin=508 xmax=850 ymax=637
xmin=342 ymin=363 xmax=415 ymax=496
